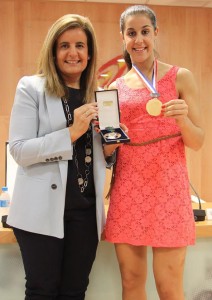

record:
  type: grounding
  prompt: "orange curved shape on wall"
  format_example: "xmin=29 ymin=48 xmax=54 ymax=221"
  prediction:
xmin=98 ymin=54 xmax=127 ymax=89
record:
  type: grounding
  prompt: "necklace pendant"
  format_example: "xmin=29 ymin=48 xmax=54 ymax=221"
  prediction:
xmin=86 ymin=148 xmax=92 ymax=155
xmin=85 ymin=156 xmax=92 ymax=163
xmin=78 ymin=177 xmax=84 ymax=186
xmin=63 ymin=95 xmax=92 ymax=193
xmin=84 ymin=180 xmax=88 ymax=187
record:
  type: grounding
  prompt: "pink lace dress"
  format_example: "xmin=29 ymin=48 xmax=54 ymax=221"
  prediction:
xmin=105 ymin=66 xmax=195 ymax=247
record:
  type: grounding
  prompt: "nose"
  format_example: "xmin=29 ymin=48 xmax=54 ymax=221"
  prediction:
xmin=68 ymin=46 xmax=77 ymax=56
xmin=135 ymin=34 xmax=144 ymax=43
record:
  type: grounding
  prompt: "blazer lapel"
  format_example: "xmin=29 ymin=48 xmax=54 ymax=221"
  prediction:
xmin=46 ymin=93 xmax=66 ymax=131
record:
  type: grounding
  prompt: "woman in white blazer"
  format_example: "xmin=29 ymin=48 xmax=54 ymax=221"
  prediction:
xmin=7 ymin=14 xmax=112 ymax=300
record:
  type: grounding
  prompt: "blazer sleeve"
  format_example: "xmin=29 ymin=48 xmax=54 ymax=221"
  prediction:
xmin=9 ymin=76 xmax=73 ymax=167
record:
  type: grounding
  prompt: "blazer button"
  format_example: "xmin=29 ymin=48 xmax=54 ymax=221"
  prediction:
xmin=54 ymin=157 xmax=58 ymax=161
xmin=51 ymin=184 xmax=57 ymax=190
xmin=58 ymin=156 xmax=62 ymax=160
xmin=46 ymin=158 xmax=50 ymax=162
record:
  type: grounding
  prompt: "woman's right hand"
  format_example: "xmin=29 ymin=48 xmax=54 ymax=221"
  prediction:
xmin=69 ymin=102 xmax=98 ymax=142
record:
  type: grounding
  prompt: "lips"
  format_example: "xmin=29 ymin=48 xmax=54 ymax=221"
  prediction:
xmin=133 ymin=47 xmax=146 ymax=52
xmin=65 ymin=60 xmax=80 ymax=64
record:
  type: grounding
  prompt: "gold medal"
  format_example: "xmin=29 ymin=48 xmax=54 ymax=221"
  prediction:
xmin=146 ymin=98 xmax=162 ymax=116
xmin=132 ymin=60 xmax=162 ymax=117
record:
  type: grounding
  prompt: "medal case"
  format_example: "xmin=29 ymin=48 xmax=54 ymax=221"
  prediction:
xmin=95 ymin=89 xmax=130 ymax=144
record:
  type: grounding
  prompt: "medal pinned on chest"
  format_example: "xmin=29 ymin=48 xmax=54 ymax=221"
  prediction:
xmin=132 ymin=59 xmax=162 ymax=117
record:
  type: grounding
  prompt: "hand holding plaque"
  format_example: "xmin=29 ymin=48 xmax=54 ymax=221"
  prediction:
xmin=95 ymin=90 xmax=130 ymax=144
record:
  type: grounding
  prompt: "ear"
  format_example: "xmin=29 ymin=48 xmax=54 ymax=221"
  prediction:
xmin=120 ymin=31 xmax=124 ymax=42
xmin=88 ymin=55 xmax=91 ymax=60
xmin=154 ymin=26 xmax=159 ymax=37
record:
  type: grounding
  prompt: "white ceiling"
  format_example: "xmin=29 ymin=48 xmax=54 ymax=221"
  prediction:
xmin=62 ymin=0 xmax=212 ymax=8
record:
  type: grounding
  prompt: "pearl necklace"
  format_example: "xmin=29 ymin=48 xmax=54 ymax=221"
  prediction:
xmin=62 ymin=96 xmax=92 ymax=193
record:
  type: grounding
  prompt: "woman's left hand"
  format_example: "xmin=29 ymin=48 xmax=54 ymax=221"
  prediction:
xmin=102 ymin=123 xmax=128 ymax=156
xmin=162 ymin=99 xmax=189 ymax=125
xmin=94 ymin=122 xmax=128 ymax=156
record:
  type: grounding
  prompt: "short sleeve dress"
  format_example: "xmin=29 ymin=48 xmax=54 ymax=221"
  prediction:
xmin=105 ymin=66 xmax=195 ymax=247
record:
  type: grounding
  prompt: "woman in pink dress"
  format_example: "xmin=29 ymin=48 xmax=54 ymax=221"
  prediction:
xmin=103 ymin=5 xmax=204 ymax=300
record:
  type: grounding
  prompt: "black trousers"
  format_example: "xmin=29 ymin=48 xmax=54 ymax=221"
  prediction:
xmin=13 ymin=206 xmax=98 ymax=300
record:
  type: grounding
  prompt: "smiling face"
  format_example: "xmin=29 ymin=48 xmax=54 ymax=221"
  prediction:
xmin=55 ymin=27 xmax=89 ymax=87
xmin=122 ymin=14 xmax=158 ymax=66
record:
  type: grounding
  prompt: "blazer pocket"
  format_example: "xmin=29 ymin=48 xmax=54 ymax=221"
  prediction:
xmin=19 ymin=162 xmax=59 ymax=180
xmin=13 ymin=173 xmax=52 ymax=203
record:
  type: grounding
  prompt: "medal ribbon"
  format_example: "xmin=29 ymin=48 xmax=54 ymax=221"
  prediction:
xmin=132 ymin=59 xmax=159 ymax=97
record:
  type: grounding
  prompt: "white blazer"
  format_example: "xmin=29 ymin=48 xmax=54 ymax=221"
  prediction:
xmin=7 ymin=75 xmax=106 ymax=240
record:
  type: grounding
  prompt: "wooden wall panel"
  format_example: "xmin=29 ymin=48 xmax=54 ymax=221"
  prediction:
xmin=0 ymin=0 xmax=211 ymax=201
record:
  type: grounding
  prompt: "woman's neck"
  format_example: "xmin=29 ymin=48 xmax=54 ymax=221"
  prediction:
xmin=63 ymin=74 xmax=81 ymax=89
xmin=133 ymin=58 xmax=155 ymax=81
xmin=66 ymin=82 xmax=80 ymax=89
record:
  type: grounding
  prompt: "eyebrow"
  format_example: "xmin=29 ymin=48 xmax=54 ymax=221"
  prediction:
xmin=58 ymin=41 xmax=86 ymax=45
xmin=126 ymin=25 xmax=152 ymax=30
